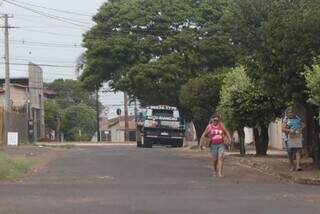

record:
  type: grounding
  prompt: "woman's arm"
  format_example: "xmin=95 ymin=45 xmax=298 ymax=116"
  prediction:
xmin=199 ymin=125 xmax=210 ymax=147
xmin=220 ymin=122 xmax=232 ymax=143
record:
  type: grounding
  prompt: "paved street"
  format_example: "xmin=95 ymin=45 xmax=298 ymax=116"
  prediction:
xmin=1 ymin=145 xmax=320 ymax=214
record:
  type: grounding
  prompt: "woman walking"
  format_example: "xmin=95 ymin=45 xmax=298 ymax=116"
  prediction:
xmin=282 ymin=107 xmax=304 ymax=171
xmin=200 ymin=115 xmax=232 ymax=178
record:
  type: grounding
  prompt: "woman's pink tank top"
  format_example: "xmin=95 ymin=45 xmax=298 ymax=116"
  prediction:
xmin=208 ymin=124 xmax=224 ymax=145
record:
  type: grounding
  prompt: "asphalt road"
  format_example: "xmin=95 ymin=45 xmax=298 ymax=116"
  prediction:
xmin=1 ymin=146 xmax=320 ymax=214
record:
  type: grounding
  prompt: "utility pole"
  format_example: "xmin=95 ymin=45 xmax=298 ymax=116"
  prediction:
xmin=96 ymin=88 xmax=101 ymax=142
xmin=1 ymin=14 xmax=14 ymax=110
xmin=124 ymin=91 xmax=129 ymax=142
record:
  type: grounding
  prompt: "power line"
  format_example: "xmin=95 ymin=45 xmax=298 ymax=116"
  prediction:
xmin=0 ymin=39 xmax=82 ymax=48
xmin=16 ymin=28 xmax=83 ymax=37
xmin=3 ymin=0 xmax=91 ymax=28
xmin=14 ymin=16 xmax=87 ymax=31
xmin=0 ymin=62 xmax=75 ymax=68
xmin=10 ymin=55 xmax=78 ymax=61
xmin=0 ymin=60 xmax=75 ymax=66
xmin=8 ymin=0 xmax=92 ymax=17
xmin=4 ymin=0 xmax=92 ymax=25
xmin=0 ymin=69 xmax=76 ymax=76
xmin=9 ymin=57 xmax=77 ymax=64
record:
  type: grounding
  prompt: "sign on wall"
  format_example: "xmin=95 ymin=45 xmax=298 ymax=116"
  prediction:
xmin=7 ymin=132 xmax=18 ymax=146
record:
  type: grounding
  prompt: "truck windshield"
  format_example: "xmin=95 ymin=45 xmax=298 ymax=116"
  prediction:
xmin=152 ymin=109 xmax=173 ymax=117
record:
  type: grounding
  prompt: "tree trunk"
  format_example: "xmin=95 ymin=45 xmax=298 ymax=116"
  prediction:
xmin=260 ymin=125 xmax=269 ymax=155
xmin=194 ymin=119 xmax=209 ymax=145
xmin=254 ymin=126 xmax=269 ymax=156
xmin=305 ymin=104 xmax=320 ymax=167
xmin=253 ymin=128 xmax=260 ymax=154
xmin=237 ymin=128 xmax=245 ymax=155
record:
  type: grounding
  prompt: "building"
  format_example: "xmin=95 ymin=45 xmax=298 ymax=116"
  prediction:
xmin=0 ymin=63 xmax=56 ymax=144
xmin=100 ymin=115 xmax=137 ymax=142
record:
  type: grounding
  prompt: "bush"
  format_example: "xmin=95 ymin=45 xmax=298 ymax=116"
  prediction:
xmin=305 ymin=61 xmax=320 ymax=106
xmin=61 ymin=103 xmax=96 ymax=141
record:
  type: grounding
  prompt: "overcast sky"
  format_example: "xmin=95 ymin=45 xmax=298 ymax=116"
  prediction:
xmin=0 ymin=0 xmax=133 ymax=117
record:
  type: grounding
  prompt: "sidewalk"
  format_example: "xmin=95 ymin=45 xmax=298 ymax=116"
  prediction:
xmin=36 ymin=141 xmax=136 ymax=147
xmin=184 ymin=145 xmax=320 ymax=185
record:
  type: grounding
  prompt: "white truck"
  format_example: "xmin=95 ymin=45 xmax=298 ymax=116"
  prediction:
xmin=136 ymin=105 xmax=185 ymax=148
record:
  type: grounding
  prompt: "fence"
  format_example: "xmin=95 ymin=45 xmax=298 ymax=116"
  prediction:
xmin=0 ymin=107 xmax=29 ymax=145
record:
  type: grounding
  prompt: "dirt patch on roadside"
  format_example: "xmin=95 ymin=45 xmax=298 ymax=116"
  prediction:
xmin=0 ymin=146 xmax=66 ymax=183
xmin=177 ymin=147 xmax=320 ymax=185
xmin=175 ymin=147 xmax=289 ymax=184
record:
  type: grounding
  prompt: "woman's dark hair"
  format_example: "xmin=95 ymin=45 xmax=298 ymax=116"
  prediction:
xmin=210 ymin=114 xmax=221 ymax=121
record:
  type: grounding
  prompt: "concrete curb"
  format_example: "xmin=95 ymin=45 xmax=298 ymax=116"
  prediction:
xmin=229 ymin=156 xmax=320 ymax=185
xmin=183 ymin=145 xmax=320 ymax=185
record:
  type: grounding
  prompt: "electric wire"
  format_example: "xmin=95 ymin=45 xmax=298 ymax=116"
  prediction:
xmin=0 ymin=39 xmax=81 ymax=48
xmin=9 ymin=57 xmax=77 ymax=64
xmin=16 ymin=28 xmax=83 ymax=37
xmin=4 ymin=0 xmax=92 ymax=25
xmin=3 ymin=0 xmax=91 ymax=28
xmin=0 ymin=62 xmax=75 ymax=68
xmin=8 ymin=0 xmax=92 ymax=17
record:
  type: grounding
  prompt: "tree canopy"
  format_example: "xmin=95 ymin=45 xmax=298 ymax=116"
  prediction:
xmin=225 ymin=0 xmax=320 ymax=105
xmin=217 ymin=67 xmax=277 ymax=155
xmin=45 ymin=79 xmax=101 ymax=141
xmin=305 ymin=59 xmax=320 ymax=106
xmin=82 ymin=0 xmax=235 ymax=105
xmin=61 ymin=104 xmax=97 ymax=141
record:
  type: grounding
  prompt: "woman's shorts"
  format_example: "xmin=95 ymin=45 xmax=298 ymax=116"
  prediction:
xmin=210 ymin=144 xmax=225 ymax=156
xmin=287 ymin=147 xmax=302 ymax=157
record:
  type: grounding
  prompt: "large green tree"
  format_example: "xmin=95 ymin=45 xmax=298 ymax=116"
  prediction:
xmin=217 ymin=67 xmax=277 ymax=155
xmin=179 ymin=73 xmax=225 ymax=141
xmin=82 ymin=0 xmax=235 ymax=136
xmin=225 ymin=0 xmax=320 ymax=159
xmin=61 ymin=104 xmax=96 ymax=141
xmin=47 ymin=79 xmax=97 ymax=109
xmin=45 ymin=79 xmax=101 ymax=141
xmin=305 ymin=60 xmax=320 ymax=107
xmin=44 ymin=100 xmax=61 ymax=139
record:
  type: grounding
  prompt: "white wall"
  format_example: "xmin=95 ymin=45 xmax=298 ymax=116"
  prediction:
xmin=110 ymin=128 xmax=124 ymax=142
xmin=268 ymin=119 xmax=283 ymax=149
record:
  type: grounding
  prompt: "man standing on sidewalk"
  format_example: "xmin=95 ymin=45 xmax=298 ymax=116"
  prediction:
xmin=282 ymin=107 xmax=304 ymax=171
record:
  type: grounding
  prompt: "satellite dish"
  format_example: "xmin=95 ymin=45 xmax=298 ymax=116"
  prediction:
xmin=116 ymin=108 xmax=122 ymax=116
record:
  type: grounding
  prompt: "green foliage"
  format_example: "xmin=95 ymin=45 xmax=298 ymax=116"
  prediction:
xmin=180 ymin=72 xmax=225 ymax=122
xmin=45 ymin=79 xmax=101 ymax=141
xmin=305 ymin=60 xmax=320 ymax=106
xmin=225 ymin=0 xmax=320 ymax=105
xmin=217 ymin=67 xmax=276 ymax=131
xmin=61 ymin=104 xmax=96 ymax=141
xmin=45 ymin=100 xmax=60 ymax=132
xmin=82 ymin=0 xmax=235 ymax=107
xmin=47 ymin=79 xmax=97 ymax=109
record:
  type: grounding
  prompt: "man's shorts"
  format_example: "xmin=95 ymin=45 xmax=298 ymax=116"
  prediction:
xmin=210 ymin=143 xmax=225 ymax=157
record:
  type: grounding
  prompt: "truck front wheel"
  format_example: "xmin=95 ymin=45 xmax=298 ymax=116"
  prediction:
xmin=142 ymin=136 xmax=153 ymax=148
xmin=173 ymin=139 xmax=183 ymax=148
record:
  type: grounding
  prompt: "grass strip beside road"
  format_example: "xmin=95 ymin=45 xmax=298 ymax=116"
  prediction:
xmin=0 ymin=154 xmax=35 ymax=181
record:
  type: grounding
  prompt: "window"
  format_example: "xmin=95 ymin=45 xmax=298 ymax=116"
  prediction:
xmin=152 ymin=109 xmax=173 ymax=117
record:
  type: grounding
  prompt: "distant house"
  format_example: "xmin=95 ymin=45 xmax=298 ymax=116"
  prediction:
xmin=0 ymin=63 xmax=57 ymax=144
xmin=100 ymin=115 xmax=137 ymax=142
